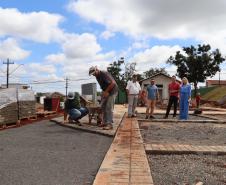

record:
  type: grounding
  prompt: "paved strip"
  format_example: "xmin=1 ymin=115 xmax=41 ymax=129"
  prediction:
xmin=93 ymin=117 xmax=154 ymax=185
xmin=51 ymin=110 xmax=125 ymax=137
xmin=145 ymin=144 xmax=226 ymax=155
xmin=0 ymin=120 xmax=112 ymax=185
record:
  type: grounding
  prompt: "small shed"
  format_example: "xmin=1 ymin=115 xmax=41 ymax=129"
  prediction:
xmin=44 ymin=97 xmax=61 ymax=112
xmin=140 ymin=73 xmax=180 ymax=101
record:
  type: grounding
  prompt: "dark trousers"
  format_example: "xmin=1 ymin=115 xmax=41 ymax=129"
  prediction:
xmin=165 ymin=96 xmax=178 ymax=117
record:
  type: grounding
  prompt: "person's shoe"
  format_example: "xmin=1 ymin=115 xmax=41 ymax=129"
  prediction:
xmin=163 ymin=116 xmax=168 ymax=119
xmin=75 ymin=120 xmax=82 ymax=126
xmin=149 ymin=115 xmax=155 ymax=119
xmin=98 ymin=123 xmax=107 ymax=127
xmin=145 ymin=115 xmax=149 ymax=119
xmin=127 ymin=115 xmax=132 ymax=118
xmin=103 ymin=124 xmax=113 ymax=130
xmin=132 ymin=114 xmax=137 ymax=118
xmin=68 ymin=117 xmax=73 ymax=123
xmin=75 ymin=120 xmax=80 ymax=123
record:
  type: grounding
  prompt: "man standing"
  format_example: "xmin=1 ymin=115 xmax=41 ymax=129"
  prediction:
xmin=126 ymin=74 xmax=141 ymax=118
xmin=89 ymin=66 xmax=118 ymax=130
xmin=64 ymin=92 xmax=89 ymax=126
xmin=164 ymin=75 xmax=180 ymax=118
xmin=146 ymin=79 xmax=159 ymax=119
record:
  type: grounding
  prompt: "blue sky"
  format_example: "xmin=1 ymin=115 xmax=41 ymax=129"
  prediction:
xmin=0 ymin=0 xmax=226 ymax=93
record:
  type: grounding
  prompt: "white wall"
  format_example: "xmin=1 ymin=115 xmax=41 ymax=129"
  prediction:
xmin=40 ymin=96 xmax=46 ymax=104
xmin=141 ymin=75 xmax=172 ymax=100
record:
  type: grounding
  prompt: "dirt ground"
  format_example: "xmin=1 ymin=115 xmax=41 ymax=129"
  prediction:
xmin=149 ymin=154 xmax=226 ymax=185
xmin=137 ymin=113 xmax=216 ymax=120
xmin=140 ymin=121 xmax=226 ymax=145
xmin=139 ymin=111 xmax=226 ymax=185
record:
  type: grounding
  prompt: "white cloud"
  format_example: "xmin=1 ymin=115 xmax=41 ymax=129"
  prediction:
xmin=0 ymin=38 xmax=30 ymax=60
xmin=100 ymin=30 xmax=115 ymax=40
xmin=45 ymin=32 xmax=115 ymax=79
xmin=130 ymin=45 xmax=182 ymax=73
xmin=0 ymin=62 xmax=61 ymax=89
xmin=131 ymin=42 xmax=148 ymax=50
xmin=68 ymin=0 xmax=226 ymax=52
xmin=0 ymin=7 xmax=117 ymax=93
xmin=62 ymin=33 xmax=101 ymax=58
xmin=28 ymin=63 xmax=56 ymax=74
xmin=48 ymin=52 xmax=114 ymax=79
xmin=0 ymin=7 xmax=65 ymax=43
xmin=45 ymin=53 xmax=66 ymax=64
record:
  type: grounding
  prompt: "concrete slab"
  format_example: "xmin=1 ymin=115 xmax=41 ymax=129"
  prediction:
xmin=51 ymin=105 xmax=125 ymax=137
xmin=145 ymin=143 xmax=226 ymax=155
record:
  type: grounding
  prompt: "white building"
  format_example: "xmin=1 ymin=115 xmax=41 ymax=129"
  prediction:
xmin=140 ymin=73 xmax=180 ymax=102
xmin=1 ymin=83 xmax=30 ymax=89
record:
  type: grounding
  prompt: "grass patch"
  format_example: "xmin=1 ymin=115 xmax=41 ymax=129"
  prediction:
xmin=202 ymin=87 xmax=226 ymax=101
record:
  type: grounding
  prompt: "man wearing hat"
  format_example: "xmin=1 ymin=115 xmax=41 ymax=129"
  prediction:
xmin=126 ymin=74 xmax=141 ymax=117
xmin=89 ymin=66 xmax=118 ymax=130
xmin=64 ymin=92 xmax=89 ymax=125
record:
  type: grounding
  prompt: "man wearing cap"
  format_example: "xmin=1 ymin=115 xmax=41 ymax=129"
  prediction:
xmin=64 ymin=92 xmax=89 ymax=125
xmin=126 ymin=74 xmax=141 ymax=118
xmin=89 ymin=66 xmax=118 ymax=130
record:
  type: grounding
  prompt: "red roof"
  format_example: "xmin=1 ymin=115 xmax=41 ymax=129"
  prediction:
xmin=206 ymin=80 xmax=226 ymax=85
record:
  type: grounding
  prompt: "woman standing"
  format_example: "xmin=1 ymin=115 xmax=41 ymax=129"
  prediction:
xmin=179 ymin=77 xmax=191 ymax=120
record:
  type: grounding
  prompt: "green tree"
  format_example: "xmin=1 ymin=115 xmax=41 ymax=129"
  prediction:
xmin=107 ymin=57 xmax=126 ymax=90
xmin=143 ymin=67 xmax=169 ymax=79
xmin=36 ymin=92 xmax=44 ymax=97
xmin=107 ymin=58 xmax=144 ymax=89
xmin=124 ymin=62 xmax=137 ymax=82
xmin=167 ymin=44 xmax=225 ymax=96
xmin=136 ymin=74 xmax=144 ymax=81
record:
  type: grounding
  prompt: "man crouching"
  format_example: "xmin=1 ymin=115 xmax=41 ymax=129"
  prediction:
xmin=64 ymin=92 xmax=89 ymax=126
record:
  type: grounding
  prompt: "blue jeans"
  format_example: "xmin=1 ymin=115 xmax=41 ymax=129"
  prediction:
xmin=69 ymin=107 xmax=89 ymax=121
xmin=101 ymin=92 xmax=118 ymax=125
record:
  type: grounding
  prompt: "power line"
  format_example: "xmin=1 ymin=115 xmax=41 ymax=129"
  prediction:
xmin=30 ymin=80 xmax=65 ymax=84
xmin=0 ymin=67 xmax=6 ymax=74
xmin=9 ymin=64 xmax=24 ymax=75
xmin=69 ymin=77 xmax=92 ymax=81
xmin=30 ymin=78 xmax=92 ymax=85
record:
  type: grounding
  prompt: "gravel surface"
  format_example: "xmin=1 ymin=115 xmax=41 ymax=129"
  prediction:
xmin=137 ymin=113 xmax=215 ymax=120
xmin=140 ymin=121 xmax=226 ymax=145
xmin=0 ymin=120 xmax=112 ymax=185
xmin=149 ymin=154 xmax=226 ymax=185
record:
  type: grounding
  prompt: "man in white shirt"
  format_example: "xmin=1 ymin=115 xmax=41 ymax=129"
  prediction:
xmin=126 ymin=74 xmax=141 ymax=117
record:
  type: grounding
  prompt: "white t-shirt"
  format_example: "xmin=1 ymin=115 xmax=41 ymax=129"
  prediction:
xmin=126 ymin=81 xmax=141 ymax=95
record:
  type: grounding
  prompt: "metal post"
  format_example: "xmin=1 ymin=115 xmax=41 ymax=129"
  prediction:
xmin=16 ymin=87 xmax=20 ymax=120
xmin=65 ymin=77 xmax=69 ymax=98
xmin=219 ymin=71 xmax=221 ymax=86
xmin=3 ymin=58 xmax=14 ymax=88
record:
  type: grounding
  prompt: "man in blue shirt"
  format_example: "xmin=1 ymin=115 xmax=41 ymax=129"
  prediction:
xmin=146 ymin=79 xmax=159 ymax=119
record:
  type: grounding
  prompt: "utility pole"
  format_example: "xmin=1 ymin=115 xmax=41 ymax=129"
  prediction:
xmin=65 ymin=77 xmax=69 ymax=98
xmin=219 ymin=71 xmax=221 ymax=86
xmin=3 ymin=58 xmax=14 ymax=88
